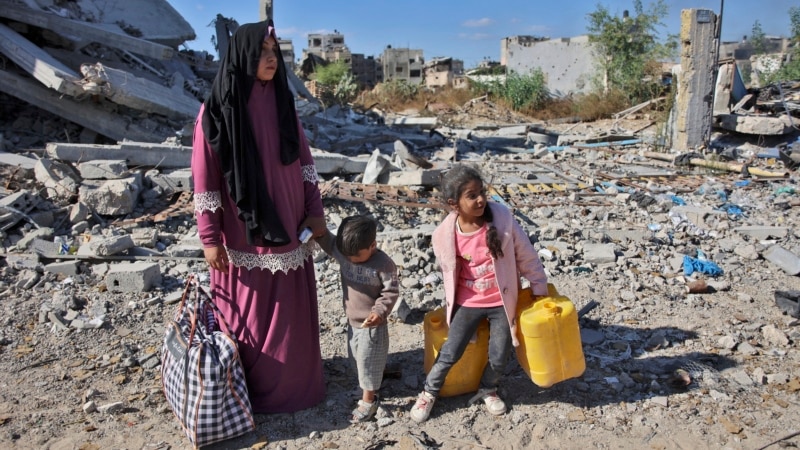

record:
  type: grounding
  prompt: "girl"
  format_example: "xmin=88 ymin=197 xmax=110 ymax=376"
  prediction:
xmin=410 ymin=164 xmax=549 ymax=423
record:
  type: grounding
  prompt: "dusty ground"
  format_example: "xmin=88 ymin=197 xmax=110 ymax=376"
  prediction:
xmin=1 ymin=106 xmax=799 ymax=450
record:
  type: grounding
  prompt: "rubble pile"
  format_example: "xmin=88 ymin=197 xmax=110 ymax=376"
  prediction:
xmin=1 ymin=103 xmax=800 ymax=448
xmin=1 ymin=1 xmax=800 ymax=449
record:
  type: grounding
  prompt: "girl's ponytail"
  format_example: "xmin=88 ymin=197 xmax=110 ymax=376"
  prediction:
xmin=484 ymin=205 xmax=503 ymax=259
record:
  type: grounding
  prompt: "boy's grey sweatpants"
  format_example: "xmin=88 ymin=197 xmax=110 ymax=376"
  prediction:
xmin=348 ymin=323 xmax=389 ymax=391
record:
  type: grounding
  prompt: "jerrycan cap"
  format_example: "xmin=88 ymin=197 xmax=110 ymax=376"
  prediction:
xmin=541 ymin=301 xmax=562 ymax=315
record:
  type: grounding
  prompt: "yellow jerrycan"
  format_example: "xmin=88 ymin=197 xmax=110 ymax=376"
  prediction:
xmin=515 ymin=284 xmax=586 ymax=388
xmin=423 ymin=307 xmax=489 ymax=397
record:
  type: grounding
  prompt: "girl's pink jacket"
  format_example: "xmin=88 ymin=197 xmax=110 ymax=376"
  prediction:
xmin=432 ymin=202 xmax=549 ymax=346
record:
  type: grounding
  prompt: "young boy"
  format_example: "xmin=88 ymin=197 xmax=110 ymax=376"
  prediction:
xmin=316 ymin=216 xmax=399 ymax=423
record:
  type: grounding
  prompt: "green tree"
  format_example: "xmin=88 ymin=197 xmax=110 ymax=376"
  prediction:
xmin=313 ymin=60 xmax=358 ymax=105
xmin=764 ymin=6 xmax=800 ymax=84
xmin=586 ymin=0 xmax=676 ymax=105
xmin=750 ymin=20 xmax=767 ymax=54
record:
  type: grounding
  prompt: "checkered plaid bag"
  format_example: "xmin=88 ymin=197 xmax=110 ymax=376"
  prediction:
xmin=161 ymin=275 xmax=255 ymax=448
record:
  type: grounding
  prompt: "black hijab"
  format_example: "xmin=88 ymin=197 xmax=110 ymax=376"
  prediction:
xmin=201 ymin=20 xmax=300 ymax=247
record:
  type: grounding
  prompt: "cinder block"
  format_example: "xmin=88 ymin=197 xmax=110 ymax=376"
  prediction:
xmin=106 ymin=262 xmax=162 ymax=292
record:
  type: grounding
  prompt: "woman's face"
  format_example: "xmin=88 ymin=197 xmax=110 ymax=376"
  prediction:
xmin=256 ymin=37 xmax=280 ymax=81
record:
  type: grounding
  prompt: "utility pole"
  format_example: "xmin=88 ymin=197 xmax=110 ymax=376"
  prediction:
xmin=260 ymin=0 xmax=273 ymax=22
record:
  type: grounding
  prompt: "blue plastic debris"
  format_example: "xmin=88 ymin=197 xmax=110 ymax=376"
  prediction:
xmin=683 ymin=255 xmax=723 ymax=277
xmin=734 ymin=180 xmax=751 ymax=188
xmin=670 ymin=195 xmax=686 ymax=206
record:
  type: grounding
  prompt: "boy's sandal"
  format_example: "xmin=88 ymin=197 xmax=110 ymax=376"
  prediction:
xmin=350 ymin=397 xmax=379 ymax=424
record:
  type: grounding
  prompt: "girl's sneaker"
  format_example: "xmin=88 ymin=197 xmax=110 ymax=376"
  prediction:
xmin=469 ymin=388 xmax=506 ymax=415
xmin=410 ymin=391 xmax=436 ymax=423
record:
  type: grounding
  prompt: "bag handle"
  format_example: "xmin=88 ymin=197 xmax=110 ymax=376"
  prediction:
xmin=195 ymin=282 xmax=235 ymax=337
xmin=174 ymin=273 xmax=236 ymax=338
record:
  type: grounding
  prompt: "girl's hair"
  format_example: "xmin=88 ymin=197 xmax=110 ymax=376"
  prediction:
xmin=440 ymin=164 xmax=504 ymax=259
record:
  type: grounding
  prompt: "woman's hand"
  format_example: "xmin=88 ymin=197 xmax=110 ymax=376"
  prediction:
xmin=204 ymin=245 xmax=229 ymax=274
xmin=300 ymin=216 xmax=327 ymax=239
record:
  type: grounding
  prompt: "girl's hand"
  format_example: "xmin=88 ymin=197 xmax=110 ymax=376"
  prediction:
xmin=204 ymin=245 xmax=229 ymax=274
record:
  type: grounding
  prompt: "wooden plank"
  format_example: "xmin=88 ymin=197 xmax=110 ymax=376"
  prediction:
xmin=0 ymin=2 xmax=174 ymax=60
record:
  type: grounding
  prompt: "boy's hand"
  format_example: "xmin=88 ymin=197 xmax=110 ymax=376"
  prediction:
xmin=361 ymin=313 xmax=382 ymax=328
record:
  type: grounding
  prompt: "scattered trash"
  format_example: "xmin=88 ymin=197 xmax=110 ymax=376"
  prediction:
xmin=683 ymin=255 xmax=723 ymax=277
xmin=670 ymin=195 xmax=686 ymax=206
xmin=687 ymin=279 xmax=709 ymax=294
xmin=774 ymin=186 xmax=797 ymax=196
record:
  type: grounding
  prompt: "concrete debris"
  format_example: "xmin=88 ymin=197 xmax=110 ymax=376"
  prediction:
xmin=0 ymin=3 xmax=799 ymax=449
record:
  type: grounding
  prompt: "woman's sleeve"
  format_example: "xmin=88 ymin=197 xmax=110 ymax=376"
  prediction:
xmin=191 ymin=109 xmax=224 ymax=248
xmin=297 ymin=118 xmax=324 ymax=218
xmin=511 ymin=219 xmax=549 ymax=296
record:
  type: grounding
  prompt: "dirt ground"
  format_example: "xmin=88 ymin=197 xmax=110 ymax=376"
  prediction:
xmin=1 ymin=106 xmax=800 ymax=450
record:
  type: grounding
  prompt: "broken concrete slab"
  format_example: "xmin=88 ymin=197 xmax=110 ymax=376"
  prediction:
xmin=145 ymin=168 xmax=193 ymax=193
xmin=0 ymin=150 xmax=38 ymax=170
xmin=387 ymin=169 xmax=442 ymax=187
xmin=390 ymin=117 xmax=438 ymax=129
xmin=34 ymin=159 xmax=80 ymax=200
xmin=0 ymin=70 xmax=172 ymax=143
xmin=715 ymin=114 xmax=792 ymax=135
xmin=734 ymin=226 xmax=789 ymax=240
xmin=46 ymin=142 xmax=191 ymax=168
xmin=79 ymin=176 xmax=143 ymax=216
xmin=78 ymin=63 xmax=201 ymax=119
xmin=0 ymin=1 xmax=180 ymax=60
xmin=0 ymin=23 xmax=82 ymax=96
xmin=78 ymin=160 xmax=130 ymax=180
xmin=310 ymin=150 xmax=369 ymax=175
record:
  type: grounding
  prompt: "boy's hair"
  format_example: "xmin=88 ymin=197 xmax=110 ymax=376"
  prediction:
xmin=336 ymin=215 xmax=377 ymax=257
xmin=440 ymin=164 xmax=504 ymax=259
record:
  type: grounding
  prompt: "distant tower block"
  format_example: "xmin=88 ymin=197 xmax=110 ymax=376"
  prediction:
xmin=260 ymin=0 xmax=273 ymax=22
xmin=672 ymin=9 xmax=718 ymax=152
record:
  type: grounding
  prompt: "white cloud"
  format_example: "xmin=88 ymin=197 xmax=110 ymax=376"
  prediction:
xmin=458 ymin=32 xmax=493 ymax=41
xmin=463 ymin=18 xmax=494 ymax=28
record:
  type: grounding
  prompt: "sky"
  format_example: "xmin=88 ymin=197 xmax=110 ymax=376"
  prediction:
xmin=165 ymin=0 xmax=796 ymax=68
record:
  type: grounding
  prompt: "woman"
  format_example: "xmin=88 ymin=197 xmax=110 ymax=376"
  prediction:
xmin=191 ymin=20 xmax=327 ymax=413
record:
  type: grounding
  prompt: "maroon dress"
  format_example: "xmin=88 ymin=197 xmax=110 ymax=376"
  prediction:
xmin=191 ymin=81 xmax=325 ymax=413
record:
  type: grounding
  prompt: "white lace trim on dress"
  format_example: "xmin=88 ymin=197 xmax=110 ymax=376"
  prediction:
xmin=194 ymin=191 xmax=223 ymax=213
xmin=302 ymin=164 xmax=319 ymax=183
xmin=226 ymin=243 xmax=315 ymax=273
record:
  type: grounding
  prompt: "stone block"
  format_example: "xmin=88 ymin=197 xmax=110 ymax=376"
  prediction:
xmin=44 ymin=261 xmax=80 ymax=276
xmin=106 ymin=262 xmax=161 ymax=293
xmin=77 ymin=160 xmax=129 ymax=179
xmin=88 ymin=234 xmax=135 ymax=256
xmin=78 ymin=174 xmax=142 ymax=216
